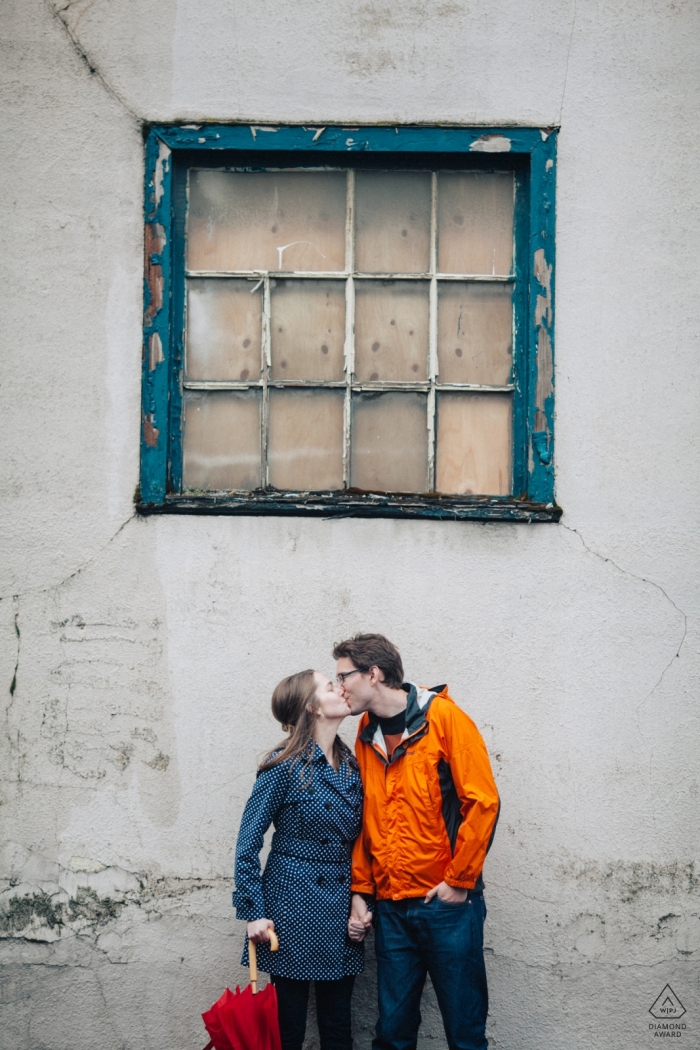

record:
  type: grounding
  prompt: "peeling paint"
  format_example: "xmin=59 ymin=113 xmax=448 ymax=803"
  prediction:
xmin=111 ymin=741 xmax=135 ymax=770
xmin=533 ymin=247 xmax=554 ymax=433
xmin=533 ymin=247 xmax=553 ymax=322
xmin=148 ymin=332 xmax=164 ymax=371
xmin=141 ymin=129 xmax=173 ymax=503
xmin=146 ymin=751 xmax=170 ymax=771
xmin=152 ymin=140 xmax=170 ymax=216
xmin=69 ymin=857 xmax=106 ymax=874
xmin=0 ymin=887 xmax=122 ymax=940
xmin=534 ymin=291 xmax=549 ymax=328
xmin=143 ymin=223 xmax=166 ymax=326
xmin=0 ymin=870 xmax=226 ymax=947
xmin=250 ymin=126 xmax=278 ymax=140
xmin=534 ymin=329 xmax=553 ymax=433
xmin=143 ymin=414 xmax=159 ymax=448
xmin=139 ymin=492 xmax=560 ymax=521
xmin=470 ymin=134 xmax=511 ymax=153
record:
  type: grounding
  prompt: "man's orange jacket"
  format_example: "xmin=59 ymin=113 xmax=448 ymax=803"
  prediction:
xmin=351 ymin=683 xmax=500 ymax=899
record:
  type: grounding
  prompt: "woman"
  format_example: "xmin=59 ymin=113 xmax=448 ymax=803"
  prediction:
xmin=233 ymin=670 xmax=363 ymax=1050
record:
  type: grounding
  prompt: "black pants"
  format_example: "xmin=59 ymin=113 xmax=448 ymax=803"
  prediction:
xmin=271 ymin=974 xmax=355 ymax=1050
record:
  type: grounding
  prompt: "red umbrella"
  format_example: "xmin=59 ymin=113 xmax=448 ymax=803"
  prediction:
xmin=201 ymin=931 xmax=282 ymax=1050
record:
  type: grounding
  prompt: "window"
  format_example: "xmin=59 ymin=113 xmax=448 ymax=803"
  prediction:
xmin=140 ymin=126 xmax=558 ymax=521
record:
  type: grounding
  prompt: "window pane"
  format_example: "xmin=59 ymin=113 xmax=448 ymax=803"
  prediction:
xmin=187 ymin=170 xmax=346 ymax=272
xmin=351 ymin=392 xmax=428 ymax=492
xmin=438 ymin=173 xmax=514 ymax=275
xmin=355 ymin=172 xmax=431 ymax=274
xmin=270 ymin=279 xmax=345 ymax=382
xmin=436 ymin=393 xmax=512 ymax=495
xmin=354 ymin=282 xmax=429 ymax=382
xmin=183 ymin=391 xmax=261 ymax=491
xmin=268 ymin=390 xmax=344 ymax=491
xmin=437 ymin=282 xmax=513 ymax=385
xmin=186 ymin=279 xmax=262 ymax=382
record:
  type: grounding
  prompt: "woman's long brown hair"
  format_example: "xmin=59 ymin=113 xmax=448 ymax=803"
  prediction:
xmin=259 ymin=669 xmax=352 ymax=779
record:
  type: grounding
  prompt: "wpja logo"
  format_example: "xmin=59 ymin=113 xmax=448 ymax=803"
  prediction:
xmin=649 ymin=985 xmax=687 ymax=1039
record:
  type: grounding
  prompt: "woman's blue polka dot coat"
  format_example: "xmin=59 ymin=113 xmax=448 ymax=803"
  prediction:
xmin=233 ymin=745 xmax=365 ymax=981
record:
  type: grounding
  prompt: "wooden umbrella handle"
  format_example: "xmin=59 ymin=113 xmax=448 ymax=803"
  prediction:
xmin=249 ymin=929 xmax=279 ymax=994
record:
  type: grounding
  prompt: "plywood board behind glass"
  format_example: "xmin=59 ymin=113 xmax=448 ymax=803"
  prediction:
xmin=182 ymin=167 xmax=515 ymax=495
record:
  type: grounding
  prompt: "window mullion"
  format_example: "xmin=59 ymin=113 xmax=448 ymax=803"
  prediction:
xmin=343 ymin=170 xmax=355 ymax=490
xmin=428 ymin=171 xmax=438 ymax=492
xmin=261 ymin=274 xmax=271 ymax=489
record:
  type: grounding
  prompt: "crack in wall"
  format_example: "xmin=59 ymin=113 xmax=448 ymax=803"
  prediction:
xmin=9 ymin=606 xmax=20 ymax=698
xmin=558 ymin=0 xmax=578 ymax=124
xmin=2 ymin=515 xmax=140 ymax=790
xmin=45 ymin=0 xmax=141 ymax=123
xmin=4 ymin=597 xmax=22 ymax=787
xmin=559 ymin=522 xmax=688 ymax=762
xmin=0 ymin=514 xmax=136 ymax=607
xmin=562 ymin=522 xmax=688 ymax=655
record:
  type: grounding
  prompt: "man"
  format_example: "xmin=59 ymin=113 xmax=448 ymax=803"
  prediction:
xmin=333 ymin=633 xmax=500 ymax=1050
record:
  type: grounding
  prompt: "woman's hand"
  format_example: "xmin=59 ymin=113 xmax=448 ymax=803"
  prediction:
xmin=247 ymin=918 xmax=275 ymax=943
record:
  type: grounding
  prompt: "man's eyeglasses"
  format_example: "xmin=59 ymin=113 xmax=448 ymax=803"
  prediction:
xmin=335 ymin=669 xmax=367 ymax=685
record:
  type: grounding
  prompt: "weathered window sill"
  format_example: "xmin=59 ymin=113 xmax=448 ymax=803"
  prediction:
xmin=137 ymin=492 xmax=562 ymax=522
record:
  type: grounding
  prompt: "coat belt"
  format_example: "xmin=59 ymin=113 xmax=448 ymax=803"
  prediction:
xmin=270 ymin=831 xmax=352 ymax=864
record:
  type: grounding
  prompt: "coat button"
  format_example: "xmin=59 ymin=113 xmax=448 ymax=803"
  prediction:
xmin=324 ymin=802 xmax=331 ymax=810
xmin=317 ymin=876 xmax=325 ymax=886
xmin=321 ymin=837 xmax=329 ymax=845
xmin=338 ymin=874 xmax=346 ymax=884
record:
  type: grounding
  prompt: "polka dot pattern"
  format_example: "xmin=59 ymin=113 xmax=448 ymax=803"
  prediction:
xmin=233 ymin=744 xmax=365 ymax=980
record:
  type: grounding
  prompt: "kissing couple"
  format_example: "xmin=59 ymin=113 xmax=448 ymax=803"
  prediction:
xmin=233 ymin=633 xmax=500 ymax=1050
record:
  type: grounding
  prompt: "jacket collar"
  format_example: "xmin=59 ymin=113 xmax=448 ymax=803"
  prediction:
xmin=312 ymin=742 xmax=352 ymax=769
xmin=359 ymin=682 xmax=439 ymax=755
xmin=312 ymin=743 xmax=328 ymax=764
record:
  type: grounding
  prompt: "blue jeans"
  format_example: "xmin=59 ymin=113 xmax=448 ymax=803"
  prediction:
xmin=373 ymin=894 xmax=488 ymax=1050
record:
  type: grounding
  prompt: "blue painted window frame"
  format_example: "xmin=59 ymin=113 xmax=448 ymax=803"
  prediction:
xmin=140 ymin=124 xmax=558 ymax=522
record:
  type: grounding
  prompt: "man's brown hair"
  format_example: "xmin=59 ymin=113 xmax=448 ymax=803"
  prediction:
xmin=332 ymin=633 xmax=404 ymax=689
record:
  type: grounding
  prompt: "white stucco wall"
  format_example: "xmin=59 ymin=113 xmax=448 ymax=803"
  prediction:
xmin=1 ymin=2 xmax=699 ymax=1048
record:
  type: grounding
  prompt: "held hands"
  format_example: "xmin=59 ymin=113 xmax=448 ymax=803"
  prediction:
xmin=347 ymin=894 xmax=373 ymax=942
xmin=424 ymin=880 xmax=469 ymax=904
xmin=346 ymin=884 xmax=467 ymax=939
xmin=247 ymin=918 xmax=275 ymax=944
